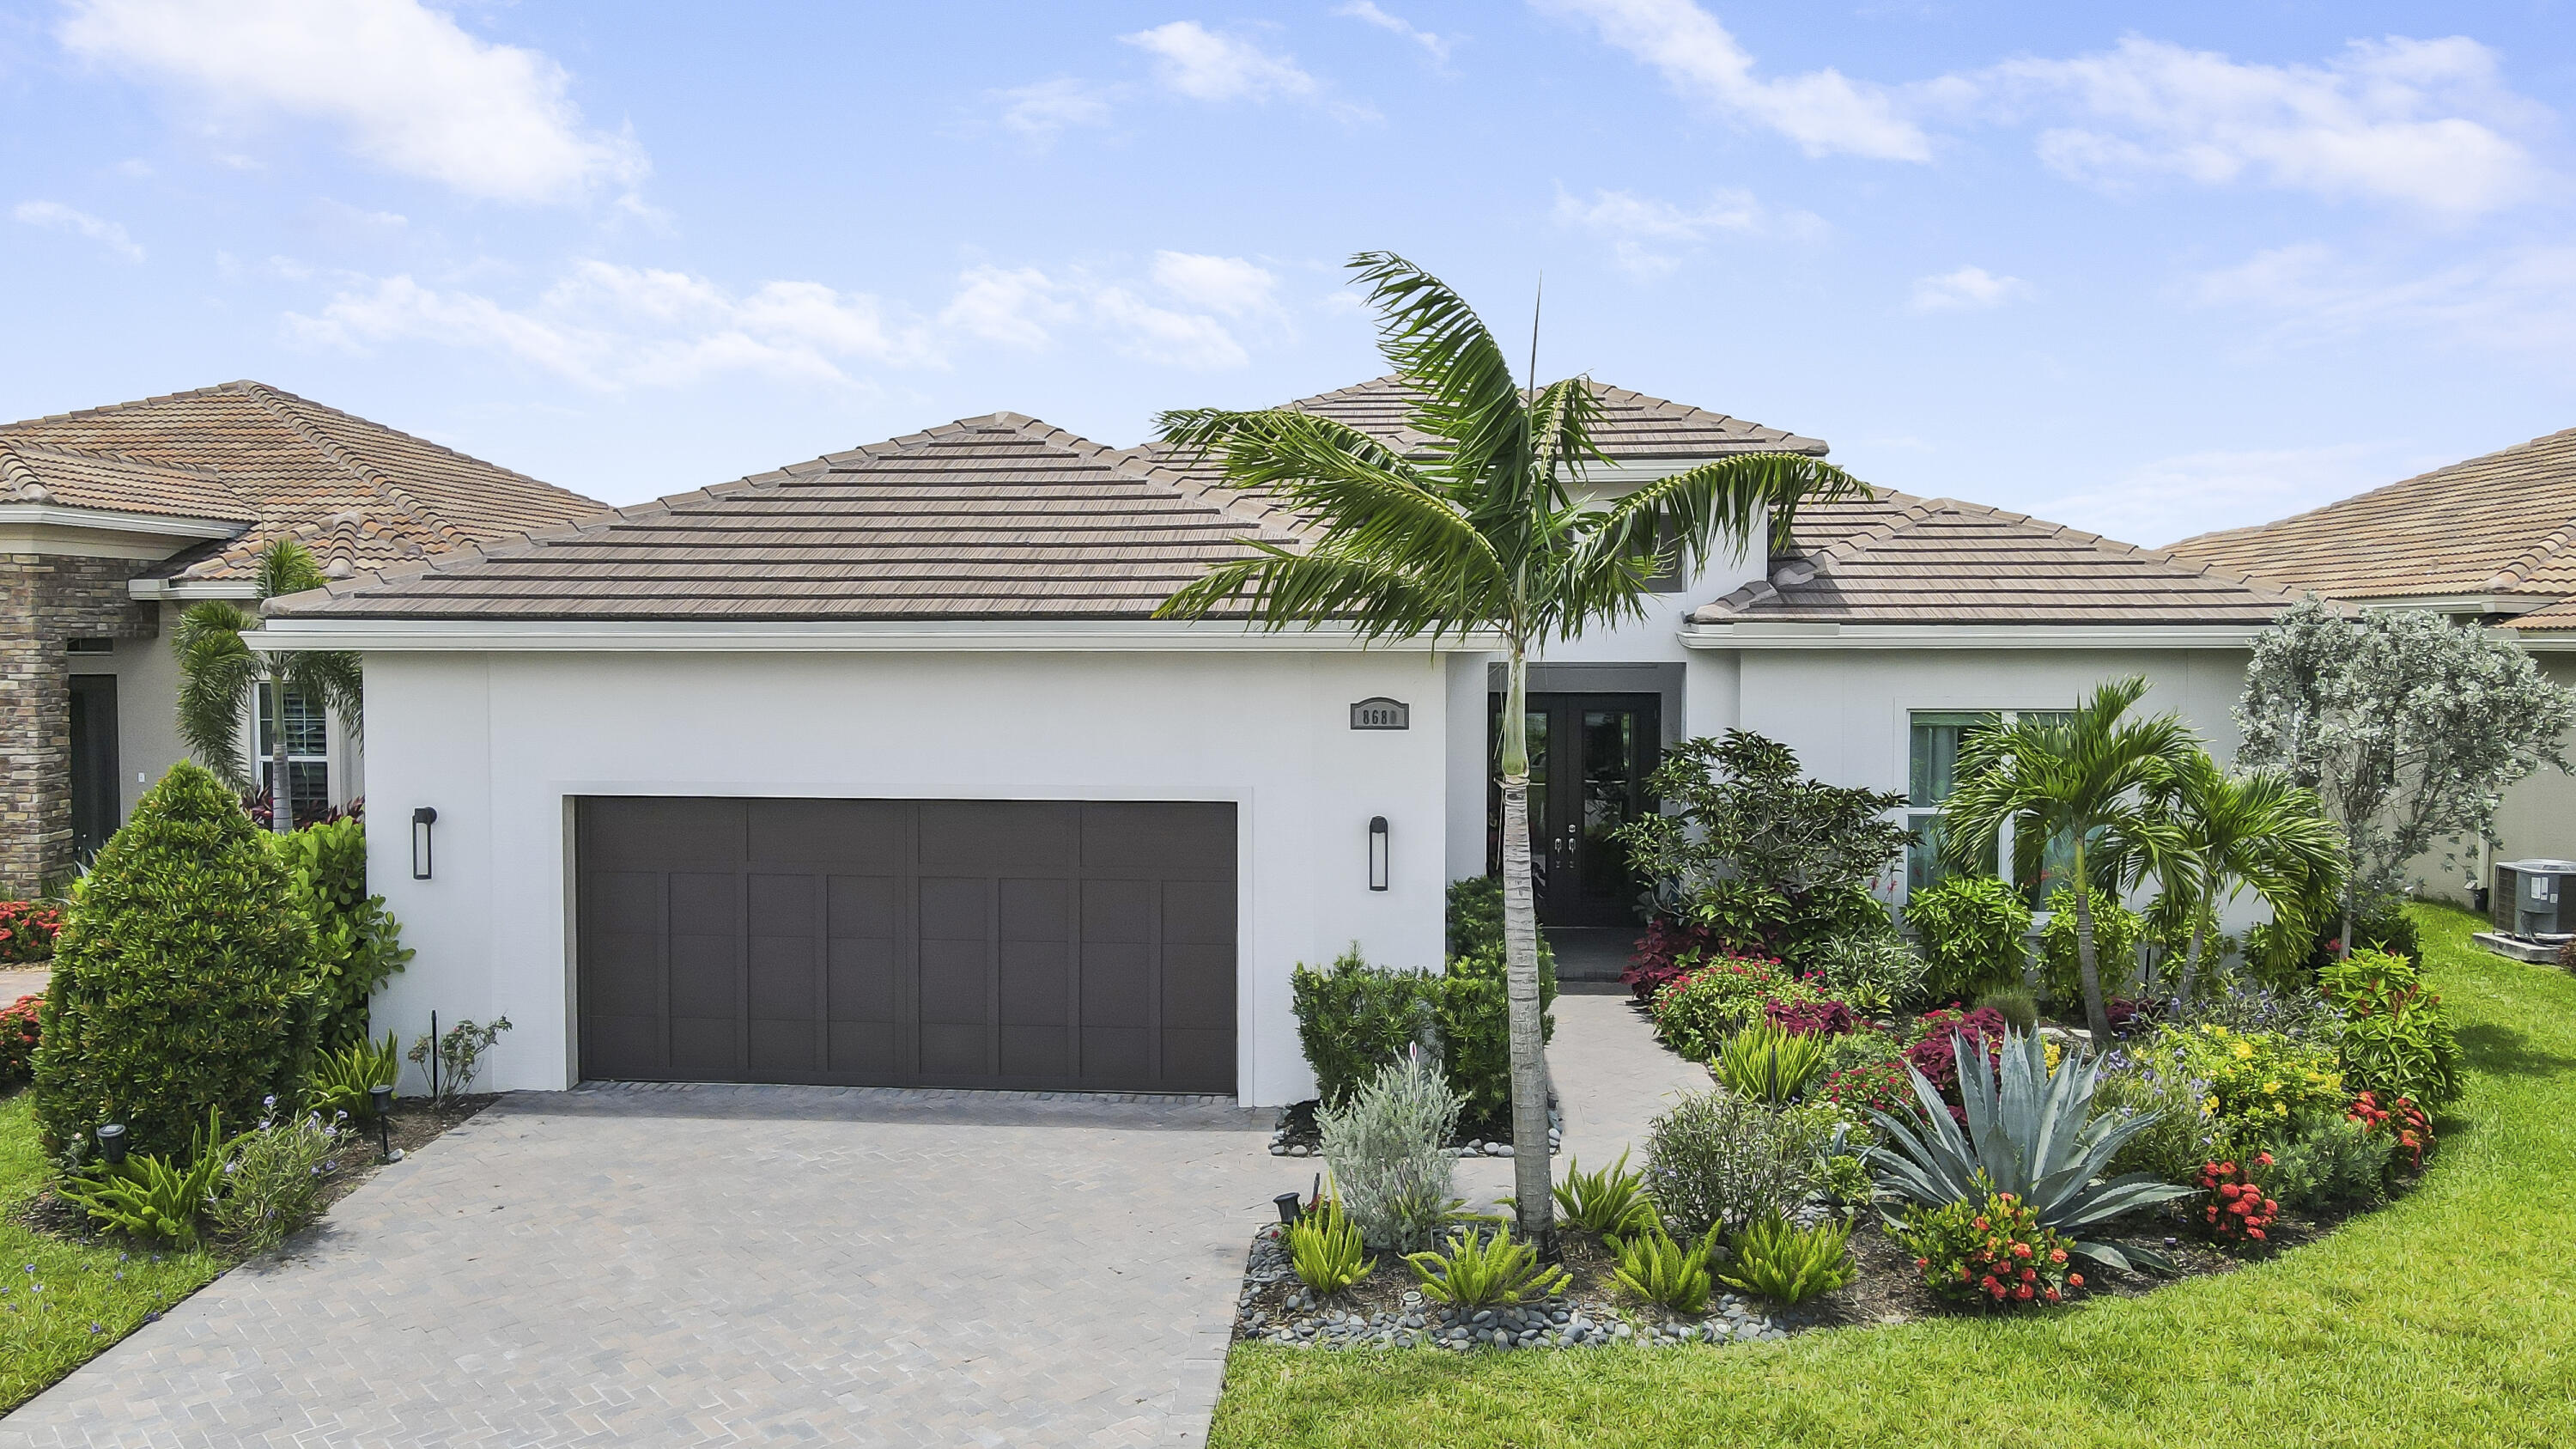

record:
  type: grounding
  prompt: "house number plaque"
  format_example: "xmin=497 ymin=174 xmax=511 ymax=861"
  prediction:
xmin=1350 ymin=697 xmax=1410 ymax=730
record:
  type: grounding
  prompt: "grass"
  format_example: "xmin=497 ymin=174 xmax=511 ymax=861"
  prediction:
xmin=1212 ymin=904 xmax=2576 ymax=1448
xmin=0 ymin=1093 xmax=225 ymax=1411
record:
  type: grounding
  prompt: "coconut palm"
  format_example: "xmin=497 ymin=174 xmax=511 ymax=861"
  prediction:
xmin=1938 ymin=677 xmax=2198 ymax=1040
xmin=1152 ymin=252 xmax=1867 ymax=1241
xmin=173 ymin=538 xmax=361 ymax=833
xmin=2138 ymin=751 xmax=2347 ymax=1002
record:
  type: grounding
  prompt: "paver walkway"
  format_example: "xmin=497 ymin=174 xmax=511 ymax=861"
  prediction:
xmin=0 ymin=966 xmax=46 ymax=1002
xmin=3 ymin=1086 xmax=1280 ymax=1449
xmin=1446 ymin=991 xmax=1710 ymax=1209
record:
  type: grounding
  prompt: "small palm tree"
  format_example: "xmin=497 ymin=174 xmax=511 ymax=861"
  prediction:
xmin=1155 ymin=253 xmax=1866 ymax=1240
xmin=1938 ymin=678 xmax=2198 ymax=1040
xmin=2139 ymin=752 xmax=2346 ymax=1002
xmin=174 ymin=539 xmax=361 ymax=833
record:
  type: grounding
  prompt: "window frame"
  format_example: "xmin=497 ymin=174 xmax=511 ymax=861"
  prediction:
xmin=1904 ymin=708 xmax=2075 ymax=905
xmin=254 ymin=684 xmax=332 ymax=825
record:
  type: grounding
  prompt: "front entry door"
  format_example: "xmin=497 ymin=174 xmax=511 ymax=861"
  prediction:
xmin=69 ymin=674 xmax=120 ymax=863
xmin=1490 ymin=693 xmax=1661 ymax=928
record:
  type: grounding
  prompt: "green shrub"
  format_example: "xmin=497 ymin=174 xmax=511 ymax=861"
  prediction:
xmin=1443 ymin=876 xmax=1556 ymax=973
xmin=33 ymin=763 xmax=319 ymax=1159
xmin=1712 ymin=1024 xmax=1829 ymax=1104
xmin=2264 ymin=1109 xmax=2392 ymax=1209
xmin=207 ymin=1107 xmax=349 ymax=1251
xmin=1900 ymin=1190 xmax=2082 ymax=1307
xmin=267 ymin=818 xmax=413 ymax=1052
xmin=2095 ymin=1063 xmax=2223 ymax=1184
xmin=2143 ymin=1022 xmax=2344 ymax=1152
xmin=1285 ymin=1192 xmax=1375 ymax=1294
xmin=1816 ymin=1026 xmax=1902 ymax=1078
xmin=0 ymin=991 xmax=39 ymax=1089
xmin=1716 ymin=1213 xmax=1856 ymax=1304
xmin=1437 ymin=946 xmax=1555 ymax=1123
xmin=1404 ymin=1225 xmax=1569 ymax=1307
xmin=1647 ymin=957 xmax=1807 ymax=1060
xmin=2038 ymin=885 xmax=2145 ymax=1008
xmin=306 ymin=1032 xmax=400 ymax=1120
xmin=1552 ymin=1151 xmax=1659 ymax=1237
xmin=1904 ymin=875 xmax=2031 ymax=1003
xmin=1318 ymin=1052 xmax=1459 ymax=1254
xmin=1641 ymin=1088 xmax=1823 ymax=1235
xmin=2319 ymin=947 xmax=2464 ymax=1109
xmin=1608 ymin=1221 xmax=1721 ymax=1313
xmin=1290 ymin=941 xmax=1552 ymax=1122
xmin=1803 ymin=934 xmax=1928 ymax=1016
xmin=1974 ymin=985 xmax=2038 ymax=1031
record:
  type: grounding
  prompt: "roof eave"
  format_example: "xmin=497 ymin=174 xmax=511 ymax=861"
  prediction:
xmin=1681 ymin=621 xmax=2275 ymax=650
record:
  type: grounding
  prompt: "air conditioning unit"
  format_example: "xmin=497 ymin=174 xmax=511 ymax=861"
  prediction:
xmin=2493 ymin=859 xmax=2576 ymax=941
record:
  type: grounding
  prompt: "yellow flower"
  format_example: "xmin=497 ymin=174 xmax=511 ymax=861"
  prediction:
xmin=2233 ymin=1041 xmax=2255 ymax=1060
xmin=2202 ymin=1097 xmax=2219 ymax=1117
xmin=2265 ymin=1081 xmax=2281 ymax=1093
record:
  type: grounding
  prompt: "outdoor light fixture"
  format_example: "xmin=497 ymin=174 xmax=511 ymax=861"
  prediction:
xmin=1367 ymin=816 xmax=1389 ymax=892
xmin=369 ymin=1084 xmax=394 ymax=1159
xmin=96 ymin=1123 xmax=127 ymax=1166
xmin=410 ymin=806 xmax=437 ymax=880
xmin=1273 ymin=1191 xmax=1303 ymax=1226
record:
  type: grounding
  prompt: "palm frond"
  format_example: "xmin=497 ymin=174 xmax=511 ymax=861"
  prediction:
xmin=1346 ymin=251 xmax=1530 ymax=487
xmin=252 ymin=537 xmax=328 ymax=600
xmin=173 ymin=600 xmax=260 ymax=788
xmin=283 ymin=648 xmax=366 ymax=740
xmin=1561 ymin=454 xmax=1869 ymax=630
xmin=1152 ymin=541 xmax=1492 ymax=642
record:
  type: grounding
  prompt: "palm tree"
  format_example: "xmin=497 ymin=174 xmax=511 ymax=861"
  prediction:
xmin=174 ymin=538 xmax=361 ymax=833
xmin=1153 ymin=253 xmax=1867 ymax=1241
xmin=2139 ymin=752 xmax=2346 ymax=1002
xmin=1938 ymin=677 xmax=2198 ymax=1040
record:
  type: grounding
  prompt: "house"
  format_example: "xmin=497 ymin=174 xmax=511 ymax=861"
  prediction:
xmin=258 ymin=379 xmax=2300 ymax=1105
xmin=0 ymin=381 xmax=606 ymax=893
xmin=2166 ymin=426 xmax=2576 ymax=892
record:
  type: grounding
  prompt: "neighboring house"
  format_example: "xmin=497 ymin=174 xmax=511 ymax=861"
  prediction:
xmin=0 ymin=381 xmax=606 ymax=893
xmin=260 ymin=378 xmax=2299 ymax=1105
xmin=2167 ymin=427 xmax=2576 ymax=895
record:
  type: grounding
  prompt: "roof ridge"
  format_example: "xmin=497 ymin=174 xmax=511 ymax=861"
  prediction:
xmin=238 ymin=381 xmax=581 ymax=495
xmin=0 ymin=379 xmax=260 ymax=432
xmin=2170 ymin=423 xmax=2576 ymax=555
xmin=240 ymin=383 xmax=472 ymax=551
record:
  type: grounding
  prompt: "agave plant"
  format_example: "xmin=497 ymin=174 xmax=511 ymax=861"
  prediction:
xmin=1868 ymin=1026 xmax=2192 ymax=1271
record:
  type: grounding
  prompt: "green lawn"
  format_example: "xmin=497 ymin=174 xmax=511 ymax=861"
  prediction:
xmin=0 ymin=1093 xmax=224 ymax=1411
xmin=1212 ymin=904 xmax=2576 ymax=1449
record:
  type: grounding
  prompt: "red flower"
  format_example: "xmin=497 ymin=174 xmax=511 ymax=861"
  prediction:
xmin=2067 ymin=1274 xmax=2083 ymax=1288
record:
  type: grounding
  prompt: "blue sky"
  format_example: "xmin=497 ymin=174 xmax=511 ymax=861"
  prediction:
xmin=3 ymin=1 xmax=2571 ymax=546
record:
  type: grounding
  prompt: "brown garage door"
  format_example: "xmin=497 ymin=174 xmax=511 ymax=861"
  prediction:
xmin=575 ymin=798 xmax=1236 ymax=1093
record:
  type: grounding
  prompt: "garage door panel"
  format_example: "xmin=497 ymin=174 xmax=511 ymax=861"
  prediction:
xmin=579 ymin=797 xmax=1233 ymax=1093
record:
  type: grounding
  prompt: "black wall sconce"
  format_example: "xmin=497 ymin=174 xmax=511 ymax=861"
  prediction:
xmin=410 ymin=807 xmax=438 ymax=880
xmin=1368 ymin=815 xmax=1389 ymax=892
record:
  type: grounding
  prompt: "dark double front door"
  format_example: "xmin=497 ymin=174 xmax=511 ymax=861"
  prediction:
xmin=1490 ymin=693 xmax=1661 ymax=928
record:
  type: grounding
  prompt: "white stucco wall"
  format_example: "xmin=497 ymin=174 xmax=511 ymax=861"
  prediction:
xmin=360 ymin=646 xmax=1456 ymax=1105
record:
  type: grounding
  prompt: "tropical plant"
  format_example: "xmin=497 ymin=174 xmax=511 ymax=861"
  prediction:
xmin=1903 ymin=874 xmax=2032 ymax=1003
xmin=2265 ymin=1110 xmax=2391 ymax=1209
xmin=2093 ymin=1062 xmax=2224 ymax=1184
xmin=1607 ymin=1221 xmax=1722 ymax=1313
xmin=1618 ymin=730 xmax=1911 ymax=965
xmin=2037 ymin=885 xmax=2146 ymax=1008
xmin=1939 ymin=677 xmax=2201 ymax=1038
xmin=173 ymin=538 xmax=362 ymax=835
xmin=1900 ymin=1189 xmax=2083 ymax=1307
xmin=207 ymin=1105 xmax=349 ymax=1252
xmin=1317 ymin=1051 xmax=1461 ymax=1254
xmin=1974 ymin=985 xmax=2038 ymax=1032
xmin=2133 ymin=751 xmax=2347 ymax=1001
xmin=1285 ymin=1191 xmax=1376 ymax=1294
xmin=306 ymin=1032 xmax=401 ymax=1121
xmin=1648 ymin=956 xmax=1806 ymax=1060
xmin=2144 ymin=1022 xmax=2345 ymax=1149
xmin=2348 ymin=1090 xmax=2433 ymax=1173
xmin=2191 ymin=1154 xmax=2281 ymax=1244
xmin=56 ymin=1106 xmax=227 ymax=1247
xmin=1815 ymin=1150 xmax=1876 ymax=1212
xmin=1712 ymin=1024 xmax=1829 ymax=1104
xmin=269 ymin=817 xmax=413 ymax=1050
xmin=1716 ymin=1214 xmax=1856 ymax=1304
xmin=1445 ymin=876 xmax=1558 ymax=971
xmin=1151 ymin=251 xmax=1865 ymax=1239
xmin=1404 ymin=1225 xmax=1570 ymax=1308
xmin=1868 ymin=1027 xmax=2193 ymax=1271
xmin=0 ymin=900 xmax=64 ymax=964
xmin=1552 ymin=1150 xmax=1660 ymax=1237
xmin=32 ymin=763 xmax=320 ymax=1158
xmin=1642 ymin=1089 xmax=1824 ymax=1235
xmin=408 ymin=1015 xmax=512 ymax=1105
xmin=2237 ymin=599 xmax=2576 ymax=951
xmin=1802 ymin=934 xmax=1927 ymax=1016
xmin=2319 ymin=948 xmax=2464 ymax=1108
xmin=1764 ymin=996 xmax=1861 ymax=1037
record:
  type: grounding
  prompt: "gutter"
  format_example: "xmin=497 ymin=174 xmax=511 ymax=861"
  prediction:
xmin=1680 ymin=622 xmax=2272 ymax=650
xmin=252 ymin=617 xmax=1510 ymax=654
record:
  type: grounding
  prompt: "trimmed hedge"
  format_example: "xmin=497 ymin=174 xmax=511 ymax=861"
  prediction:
xmin=268 ymin=817 xmax=412 ymax=1051
xmin=32 ymin=762 xmax=319 ymax=1158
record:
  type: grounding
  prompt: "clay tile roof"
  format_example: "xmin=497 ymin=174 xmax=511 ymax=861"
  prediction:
xmin=2164 ymin=426 xmax=2576 ymax=601
xmin=0 ymin=381 xmax=605 ymax=581
xmin=0 ymin=440 xmax=259 ymax=522
xmin=269 ymin=413 xmax=1309 ymax=622
xmin=2506 ymin=598 xmax=2576 ymax=631
xmin=1696 ymin=491 xmax=2305 ymax=627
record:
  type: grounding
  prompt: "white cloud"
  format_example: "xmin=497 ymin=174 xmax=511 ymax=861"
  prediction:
xmin=287 ymin=261 xmax=933 ymax=389
xmin=58 ymin=0 xmax=646 ymax=204
xmin=2188 ymin=242 xmax=2576 ymax=356
xmin=1552 ymin=186 xmax=1820 ymax=275
xmin=993 ymin=78 xmax=1115 ymax=145
xmin=12 ymin=199 xmax=144 ymax=260
xmin=1535 ymin=0 xmax=1929 ymax=161
xmin=1968 ymin=36 xmax=2549 ymax=218
xmin=1335 ymin=3 xmax=1451 ymax=64
xmin=2040 ymin=442 xmax=2418 ymax=548
xmin=1121 ymin=21 xmax=1318 ymax=104
xmin=939 ymin=254 xmax=1282 ymax=369
xmin=1149 ymin=251 xmax=1279 ymax=317
xmin=1909 ymin=265 xmax=2028 ymax=313
xmin=940 ymin=266 xmax=1078 ymax=350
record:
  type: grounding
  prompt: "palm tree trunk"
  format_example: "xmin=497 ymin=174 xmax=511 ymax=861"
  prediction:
xmin=1497 ymin=645 xmax=1552 ymax=1250
xmin=269 ymin=667 xmax=293 ymax=835
xmin=2177 ymin=910 xmax=2207 ymax=1005
xmin=2069 ymin=840 xmax=2111 ymax=1040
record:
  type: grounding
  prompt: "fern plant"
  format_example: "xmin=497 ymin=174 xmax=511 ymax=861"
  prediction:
xmin=1713 ymin=1024 xmax=1829 ymax=1104
xmin=1716 ymin=1214 xmax=1856 ymax=1304
xmin=1405 ymin=1226 xmax=1570 ymax=1307
xmin=1868 ymin=1026 xmax=2193 ymax=1271
xmin=306 ymin=1032 xmax=401 ymax=1120
xmin=1552 ymin=1150 xmax=1659 ymax=1237
xmin=1285 ymin=1192 xmax=1376 ymax=1294
xmin=1608 ymin=1221 xmax=1722 ymax=1313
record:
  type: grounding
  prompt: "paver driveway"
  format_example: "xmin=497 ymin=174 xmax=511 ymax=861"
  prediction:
xmin=3 ymin=1085 xmax=1282 ymax=1449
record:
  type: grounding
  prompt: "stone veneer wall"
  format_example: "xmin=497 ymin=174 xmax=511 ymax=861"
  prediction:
xmin=0 ymin=553 xmax=159 ymax=896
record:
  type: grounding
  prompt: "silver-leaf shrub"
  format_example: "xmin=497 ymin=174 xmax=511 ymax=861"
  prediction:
xmin=1319 ymin=1050 xmax=1460 ymax=1254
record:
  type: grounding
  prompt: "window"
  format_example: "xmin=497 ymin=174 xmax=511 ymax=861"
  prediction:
xmin=257 ymin=687 xmax=330 ymax=826
xmin=65 ymin=636 xmax=113 ymax=654
xmin=1906 ymin=709 xmax=2075 ymax=901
